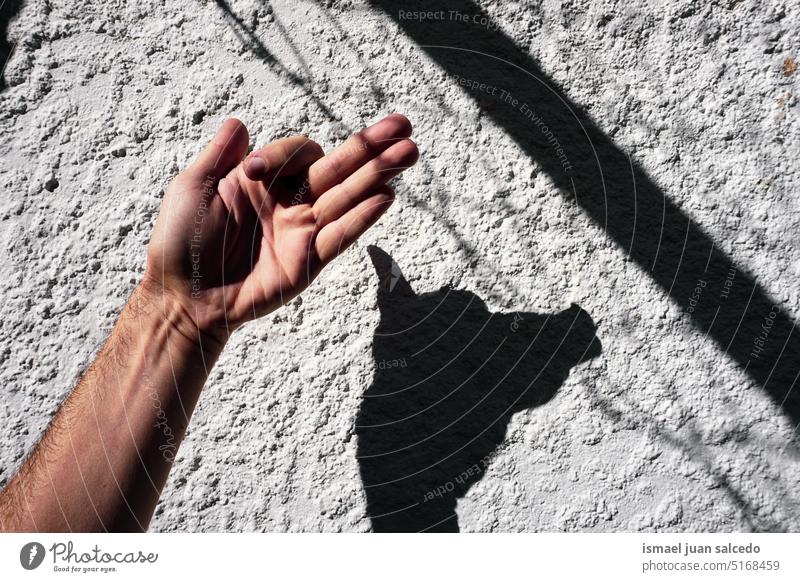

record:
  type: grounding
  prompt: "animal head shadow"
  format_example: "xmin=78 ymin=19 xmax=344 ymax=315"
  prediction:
xmin=355 ymin=246 xmax=602 ymax=532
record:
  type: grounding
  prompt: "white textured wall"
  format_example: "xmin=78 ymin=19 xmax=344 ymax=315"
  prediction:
xmin=1 ymin=0 xmax=798 ymax=531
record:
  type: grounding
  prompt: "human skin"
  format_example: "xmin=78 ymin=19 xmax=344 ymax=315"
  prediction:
xmin=0 ymin=113 xmax=418 ymax=532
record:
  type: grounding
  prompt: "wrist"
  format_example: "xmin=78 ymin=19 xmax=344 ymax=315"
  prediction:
xmin=135 ymin=276 xmax=228 ymax=357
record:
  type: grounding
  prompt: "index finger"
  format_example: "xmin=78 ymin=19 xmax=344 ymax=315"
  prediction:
xmin=243 ymin=135 xmax=325 ymax=182
xmin=306 ymin=113 xmax=413 ymax=199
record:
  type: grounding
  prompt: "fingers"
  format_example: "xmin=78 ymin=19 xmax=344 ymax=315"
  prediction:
xmin=306 ymin=113 xmax=413 ymax=199
xmin=315 ymin=187 xmax=395 ymax=265
xmin=313 ymin=138 xmax=418 ymax=228
xmin=187 ymin=118 xmax=250 ymax=181
xmin=243 ymin=136 xmax=325 ymax=182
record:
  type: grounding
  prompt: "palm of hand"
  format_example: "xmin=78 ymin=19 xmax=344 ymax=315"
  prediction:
xmin=216 ymin=167 xmax=321 ymax=323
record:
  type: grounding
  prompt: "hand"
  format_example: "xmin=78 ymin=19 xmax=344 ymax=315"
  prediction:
xmin=144 ymin=114 xmax=418 ymax=342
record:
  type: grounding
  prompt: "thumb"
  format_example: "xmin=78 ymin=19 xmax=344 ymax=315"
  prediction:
xmin=187 ymin=118 xmax=250 ymax=181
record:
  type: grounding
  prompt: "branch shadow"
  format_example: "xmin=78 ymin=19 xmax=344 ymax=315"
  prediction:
xmin=588 ymin=386 xmax=798 ymax=532
xmin=369 ymin=0 xmax=800 ymax=432
xmin=356 ymin=246 xmax=601 ymax=531
xmin=213 ymin=0 xmax=341 ymax=123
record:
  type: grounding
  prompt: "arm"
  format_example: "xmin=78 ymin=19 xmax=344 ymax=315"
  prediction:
xmin=0 ymin=283 xmax=223 ymax=532
xmin=0 ymin=114 xmax=418 ymax=532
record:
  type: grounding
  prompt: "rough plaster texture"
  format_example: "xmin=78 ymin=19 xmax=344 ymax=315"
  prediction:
xmin=0 ymin=0 xmax=799 ymax=531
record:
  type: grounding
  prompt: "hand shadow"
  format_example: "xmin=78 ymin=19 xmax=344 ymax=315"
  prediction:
xmin=355 ymin=246 xmax=602 ymax=532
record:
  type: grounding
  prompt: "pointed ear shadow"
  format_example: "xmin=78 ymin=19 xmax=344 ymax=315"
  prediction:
xmin=356 ymin=247 xmax=603 ymax=532
xmin=367 ymin=245 xmax=416 ymax=309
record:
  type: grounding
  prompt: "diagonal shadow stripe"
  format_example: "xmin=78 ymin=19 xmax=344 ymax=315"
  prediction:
xmin=0 ymin=0 xmax=23 ymax=92
xmin=370 ymin=0 xmax=800 ymax=431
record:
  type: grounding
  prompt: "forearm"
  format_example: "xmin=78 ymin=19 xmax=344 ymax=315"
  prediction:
xmin=0 ymin=283 xmax=225 ymax=532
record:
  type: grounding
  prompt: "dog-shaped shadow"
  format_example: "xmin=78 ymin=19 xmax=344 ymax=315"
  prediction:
xmin=355 ymin=247 xmax=602 ymax=532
